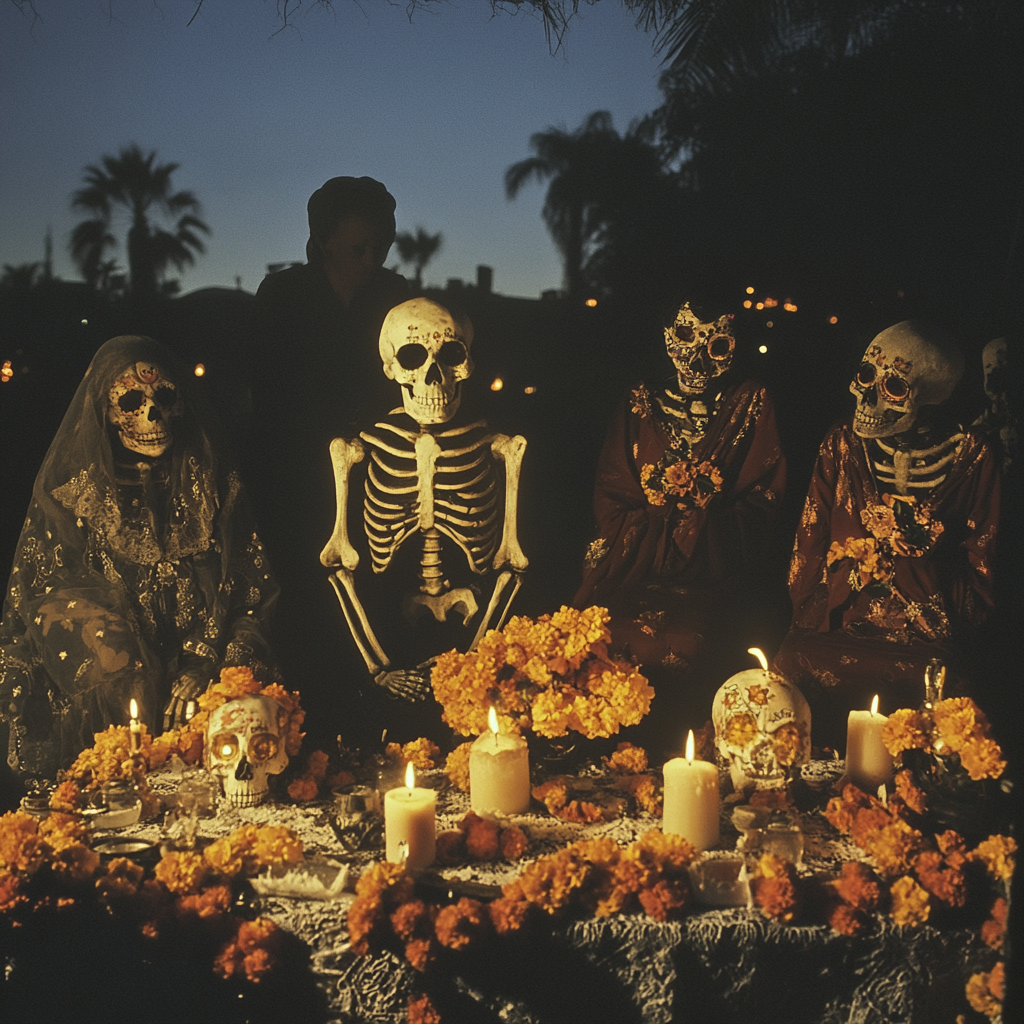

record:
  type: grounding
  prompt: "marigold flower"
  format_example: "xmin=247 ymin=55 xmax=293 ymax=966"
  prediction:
xmin=751 ymin=853 xmax=801 ymax=923
xmin=435 ymin=831 xmax=466 ymax=866
xmin=175 ymin=883 xmax=232 ymax=920
xmin=408 ymin=993 xmax=442 ymax=1024
xmin=860 ymin=503 xmax=897 ymax=539
xmin=0 ymin=870 xmax=27 ymax=915
xmin=935 ymin=830 xmax=968 ymax=869
xmin=49 ymin=781 xmax=82 ymax=813
xmin=464 ymin=816 xmax=501 ymax=861
xmin=604 ymin=742 xmax=649 ymax=774
xmin=347 ymin=892 xmax=385 ymax=955
xmin=965 ymin=962 xmax=1004 ymax=1020
xmin=893 ymin=770 xmax=928 ymax=815
xmin=404 ymin=938 xmax=438 ymax=972
xmin=445 ymin=742 xmax=473 ymax=792
xmin=889 ymin=875 xmax=930 ymax=927
xmin=500 ymin=825 xmax=529 ymax=861
xmin=833 ymin=862 xmax=881 ymax=912
xmin=827 ymin=901 xmax=866 ymax=937
xmin=913 ymin=850 xmax=966 ymax=908
xmin=155 ymin=850 xmax=210 ymax=895
xmin=50 ymin=843 xmax=101 ymax=886
xmin=434 ymin=897 xmax=491 ymax=950
xmin=489 ymin=894 xmax=534 ymax=934
xmin=96 ymin=856 xmax=145 ymax=904
xmin=969 ymin=834 xmax=1017 ymax=882
xmin=390 ymin=899 xmax=434 ymax=941
xmin=982 ymin=897 xmax=1007 ymax=951
xmin=355 ymin=860 xmax=416 ymax=905
xmin=287 ymin=774 xmax=320 ymax=802
xmin=0 ymin=811 xmax=49 ymax=877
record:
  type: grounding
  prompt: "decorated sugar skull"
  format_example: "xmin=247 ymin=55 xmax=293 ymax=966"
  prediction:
xmin=664 ymin=303 xmax=736 ymax=394
xmin=849 ymin=321 xmax=963 ymax=438
xmin=108 ymin=361 xmax=181 ymax=457
xmin=205 ymin=695 xmax=289 ymax=807
xmin=712 ymin=653 xmax=811 ymax=790
xmin=379 ymin=298 xmax=474 ymax=425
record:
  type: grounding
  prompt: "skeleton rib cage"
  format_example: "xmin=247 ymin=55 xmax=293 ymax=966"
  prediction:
xmin=870 ymin=433 xmax=965 ymax=495
xmin=360 ymin=416 xmax=500 ymax=575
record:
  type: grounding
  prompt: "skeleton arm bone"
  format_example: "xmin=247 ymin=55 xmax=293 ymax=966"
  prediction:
xmin=321 ymin=437 xmax=365 ymax=571
xmin=489 ymin=433 xmax=529 ymax=572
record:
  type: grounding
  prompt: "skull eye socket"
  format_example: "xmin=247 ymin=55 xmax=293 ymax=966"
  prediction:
xmin=707 ymin=334 xmax=734 ymax=360
xmin=879 ymin=374 xmax=909 ymax=402
xmin=855 ymin=363 xmax=877 ymax=388
xmin=438 ymin=341 xmax=467 ymax=367
xmin=117 ymin=390 xmax=146 ymax=413
xmin=153 ymin=385 xmax=177 ymax=408
xmin=247 ymin=732 xmax=279 ymax=764
xmin=396 ymin=344 xmax=428 ymax=370
xmin=211 ymin=732 xmax=240 ymax=761
xmin=672 ymin=325 xmax=695 ymax=344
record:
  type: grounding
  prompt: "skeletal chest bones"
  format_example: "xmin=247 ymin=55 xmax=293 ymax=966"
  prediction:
xmin=320 ymin=299 xmax=528 ymax=692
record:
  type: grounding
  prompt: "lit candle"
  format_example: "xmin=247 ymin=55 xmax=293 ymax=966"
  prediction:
xmin=129 ymin=698 xmax=142 ymax=752
xmin=470 ymin=707 xmax=531 ymax=816
xmin=384 ymin=762 xmax=436 ymax=869
xmin=662 ymin=730 xmax=720 ymax=852
xmin=846 ymin=696 xmax=894 ymax=792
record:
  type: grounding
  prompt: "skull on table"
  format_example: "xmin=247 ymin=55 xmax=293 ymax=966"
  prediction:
xmin=379 ymin=297 xmax=474 ymax=425
xmin=849 ymin=321 xmax=963 ymax=438
xmin=205 ymin=695 xmax=289 ymax=807
xmin=664 ymin=303 xmax=735 ymax=394
xmin=108 ymin=361 xmax=181 ymax=457
xmin=712 ymin=668 xmax=811 ymax=790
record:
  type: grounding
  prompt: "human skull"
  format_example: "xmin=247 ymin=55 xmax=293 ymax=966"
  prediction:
xmin=712 ymin=669 xmax=811 ymax=790
xmin=849 ymin=321 xmax=963 ymax=438
xmin=379 ymin=298 xmax=474 ymax=425
xmin=108 ymin=362 xmax=180 ymax=457
xmin=205 ymin=695 xmax=289 ymax=807
xmin=664 ymin=303 xmax=735 ymax=394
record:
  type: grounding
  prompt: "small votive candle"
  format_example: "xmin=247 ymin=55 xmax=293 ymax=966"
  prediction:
xmin=129 ymin=698 xmax=142 ymax=752
xmin=846 ymin=695 xmax=894 ymax=792
xmin=662 ymin=730 xmax=720 ymax=852
xmin=470 ymin=707 xmax=531 ymax=816
xmin=384 ymin=763 xmax=436 ymax=869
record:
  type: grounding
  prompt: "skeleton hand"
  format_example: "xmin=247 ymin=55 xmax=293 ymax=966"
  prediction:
xmin=373 ymin=668 xmax=430 ymax=702
xmin=163 ymin=672 xmax=209 ymax=731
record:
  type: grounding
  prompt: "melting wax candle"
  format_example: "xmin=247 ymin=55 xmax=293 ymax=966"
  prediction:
xmin=470 ymin=707 xmax=531 ymax=816
xmin=129 ymin=698 xmax=142 ymax=753
xmin=662 ymin=730 xmax=720 ymax=852
xmin=384 ymin=762 xmax=436 ymax=869
xmin=846 ymin=696 xmax=894 ymax=791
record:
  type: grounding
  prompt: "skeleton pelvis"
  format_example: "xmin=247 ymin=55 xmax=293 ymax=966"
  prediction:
xmin=404 ymin=587 xmax=479 ymax=625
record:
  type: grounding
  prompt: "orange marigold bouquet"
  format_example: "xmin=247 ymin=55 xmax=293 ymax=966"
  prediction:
xmin=431 ymin=605 xmax=653 ymax=740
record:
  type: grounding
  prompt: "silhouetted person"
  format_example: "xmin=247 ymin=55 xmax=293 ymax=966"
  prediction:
xmin=248 ymin=177 xmax=410 ymax=748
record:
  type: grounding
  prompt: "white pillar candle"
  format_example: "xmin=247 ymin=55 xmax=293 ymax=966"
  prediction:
xmin=470 ymin=711 xmax=531 ymax=816
xmin=384 ymin=763 xmax=436 ymax=869
xmin=662 ymin=730 xmax=720 ymax=852
xmin=846 ymin=696 xmax=894 ymax=792
xmin=129 ymin=698 xmax=142 ymax=753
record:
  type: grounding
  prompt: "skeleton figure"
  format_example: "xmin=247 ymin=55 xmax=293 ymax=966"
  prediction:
xmin=108 ymin=362 xmax=181 ymax=458
xmin=320 ymin=299 xmax=528 ymax=699
xmin=206 ymin=695 xmax=289 ymax=807
xmin=658 ymin=303 xmax=736 ymax=444
xmin=849 ymin=321 xmax=965 ymax=497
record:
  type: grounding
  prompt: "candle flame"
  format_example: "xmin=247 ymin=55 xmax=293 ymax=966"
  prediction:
xmin=185 ymin=701 xmax=196 ymax=721
xmin=877 ymin=783 xmax=888 ymax=805
xmin=870 ymin=694 xmax=879 ymax=716
xmin=488 ymin=706 xmax=499 ymax=735
xmin=405 ymin=761 xmax=415 ymax=790
xmin=685 ymin=730 xmax=695 ymax=762
xmin=129 ymin=698 xmax=138 ymax=720
xmin=747 ymin=648 xmax=769 ymax=672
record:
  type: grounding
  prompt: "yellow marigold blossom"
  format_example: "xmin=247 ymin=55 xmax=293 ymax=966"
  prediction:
xmin=881 ymin=708 xmax=933 ymax=758
xmin=49 ymin=843 xmax=101 ymax=885
xmin=0 ymin=811 xmax=50 ymax=877
xmin=445 ymin=742 xmax=473 ymax=792
xmin=389 ymin=737 xmax=441 ymax=771
xmin=969 ymin=835 xmax=1017 ymax=882
xmin=252 ymin=826 xmax=303 ymax=870
xmin=604 ymin=742 xmax=649 ymax=774
xmin=38 ymin=813 xmax=89 ymax=853
xmin=966 ymin=962 xmax=1004 ymax=1020
xmin=889 ymin=874 xmax=931 ymax=927
xmin=155 ymin=850 xmax=210 ymax=895
xmin=204 ymin=825 xmax=260 ymax=878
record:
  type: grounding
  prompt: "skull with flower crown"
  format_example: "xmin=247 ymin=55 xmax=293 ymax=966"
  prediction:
xmin=664 ymin=303 xmax=736 ymax=394
xmin=712 ymin=668 xmax=811 ymax=790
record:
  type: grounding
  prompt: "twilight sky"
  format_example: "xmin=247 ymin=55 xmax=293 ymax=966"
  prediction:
xmin=1 ymin=1 xmax=663 ymax=298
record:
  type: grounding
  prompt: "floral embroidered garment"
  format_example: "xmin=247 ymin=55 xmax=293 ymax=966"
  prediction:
xmin=574 ymin=379 xmax=785 ymax=670
xmin=0 ymin=337 xmax=279 ymax=776
xmin=776 ymin=420 xmax=999 ymax=743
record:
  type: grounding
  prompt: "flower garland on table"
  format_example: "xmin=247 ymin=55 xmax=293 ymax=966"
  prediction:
xmin=435 ymin=811 xmax=528 ymax=866
xmin=431 ymin=605 xmax=654 ymax=740
xmin=347 ymin=830 xmax=698 ymax=1024
xmin=0 ymin=811 xmax=303 ymax=992
xmin=49 ymin=666 xmax=305 ymax=815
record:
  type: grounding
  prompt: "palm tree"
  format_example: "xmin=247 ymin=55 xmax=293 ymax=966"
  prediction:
xmin=394 ymin=227 xmax=443 ymax=288
xmin=505 ymin=111 xmax=625 ymax=297
xmin=70 ymin=144 xmax=210 ymax=299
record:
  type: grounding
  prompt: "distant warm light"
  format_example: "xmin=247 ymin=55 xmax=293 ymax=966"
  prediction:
xmin=743 ymin=300 xmax=752 ymax=309
xmin=783 ymin=301 xmax=798 ymax=312
xmin=490 ymin=378 xmax=504 ymax=392
xmin=524 ymin=385 xmax=537 ymax=394
xmin=755 ymin=302 xmax=764 ymax=310
xmin=763 ymin=297 xmax=778 ymax=308
xmin=584 ymin=297 xmax=598 ymax=308
xmin=1 ymin=361 xmax=12 ymax=383
xmin=829 ymin=316 xmax=839 ymax=325
xmin=194 ymin=363 xmax=206 ymax=377
xmin=80 ymin=319 xmax=88 ymax=325
xmin=896 ymin=289 xmax=905 ymax=299
xmin=766 ymin=321 xmax=774 ymax=328
xmin=745 ymin=286 xmax=755 ymax=294
xmin=758 ymin=345 xmax=768 ymax=354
